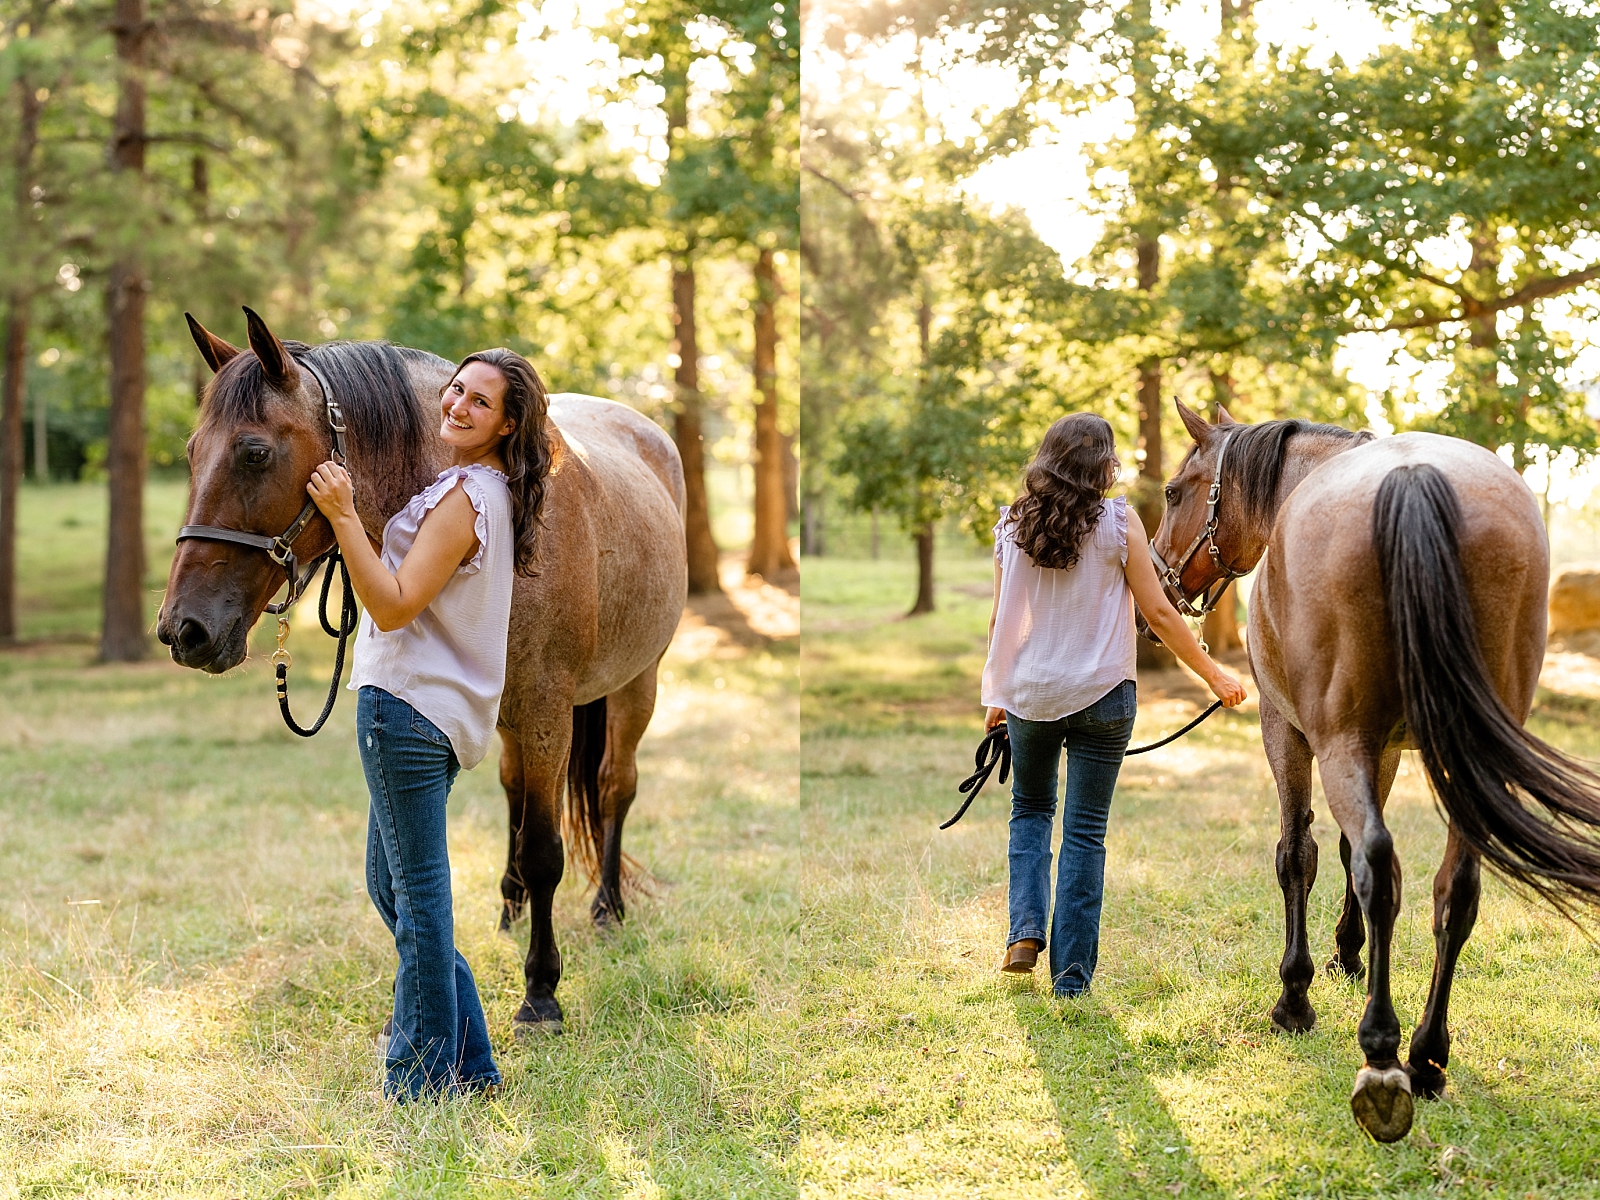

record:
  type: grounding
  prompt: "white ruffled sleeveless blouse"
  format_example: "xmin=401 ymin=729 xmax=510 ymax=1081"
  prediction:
xmin=348 ymin=464 xmax=514 ymax=769
xmin=981 ymin=497 xmax=1137 ymax=722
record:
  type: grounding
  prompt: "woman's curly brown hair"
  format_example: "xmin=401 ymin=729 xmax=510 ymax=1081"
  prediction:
xmin=450 ymin=348 xmax=552 ymax=577
xmin=1005 ymin=413 xmax=1120 ymax=570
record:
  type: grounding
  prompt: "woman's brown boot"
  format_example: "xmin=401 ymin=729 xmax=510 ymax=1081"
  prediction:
xmin=1000 ymin=939 xmax=1043 ymax=973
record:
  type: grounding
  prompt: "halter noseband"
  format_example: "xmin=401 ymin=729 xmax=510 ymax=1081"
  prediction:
xmin=1148 ymin=430 xmax=1247 ymax=619
xmin=176 ymin=355 xmax=347 ymax=616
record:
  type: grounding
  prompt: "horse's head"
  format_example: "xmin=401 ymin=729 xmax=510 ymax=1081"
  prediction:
xmin=156 ymin=309 xmax=338 ymax=672
xmin=1143 ymin=399 xmax=1250 ymax=635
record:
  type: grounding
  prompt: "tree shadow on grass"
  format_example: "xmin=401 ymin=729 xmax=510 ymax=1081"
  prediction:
xmin=1014 ymin=992 xmax=1231 ymax=1200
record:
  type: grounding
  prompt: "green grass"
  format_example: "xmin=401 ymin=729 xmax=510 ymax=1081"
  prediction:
xmin=0 ymin=483 xmax=800 ymax=1197
xmin=798 ymin=554 xmax=1600 ymax=1199
xmin=13 ymin=481 xmax=189 ymax=642
xmin=10 ymin=489 xmax=1600 ymax=1197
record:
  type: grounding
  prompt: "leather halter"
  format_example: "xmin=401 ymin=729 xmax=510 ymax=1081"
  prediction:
xmin=176 ymin=355 xmax=347 ymax=615
xmin=1148 ymin=430 xmax=1248 ymax=618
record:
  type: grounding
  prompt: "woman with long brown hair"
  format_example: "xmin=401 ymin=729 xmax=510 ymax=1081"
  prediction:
xmin=307 ymin=347 xmax=550 ymax=1097
xmin=982 ymin=412 xmax=1245 ymax=997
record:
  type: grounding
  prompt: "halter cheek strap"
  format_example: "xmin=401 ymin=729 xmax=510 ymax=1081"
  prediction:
xmin=176 ymin=355 xmax=348 ymax=615
xmin=1148 ymin=430 xmax=1247 ymax=619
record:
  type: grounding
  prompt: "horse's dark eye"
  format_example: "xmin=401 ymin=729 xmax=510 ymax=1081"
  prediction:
xmin=243 ymin=446 xmax=270 ymax=467
xmin=1164 ymin=485 xmax=1177 ymax=503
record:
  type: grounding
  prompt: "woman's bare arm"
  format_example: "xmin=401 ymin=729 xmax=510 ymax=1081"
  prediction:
xmin=1123 ymin=508 xmax=1247 ymax=707
xmin=985 ymin=557 xmax=1007 ymax=730
xmin=307 ymin=463 xmax=480 ymax=632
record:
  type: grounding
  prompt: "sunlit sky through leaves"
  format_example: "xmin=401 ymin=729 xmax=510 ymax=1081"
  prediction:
xmin=803 ymin=0 xmax=1600 ymax=505
xmin=312 ymin=0 xmax=1600 ymax=504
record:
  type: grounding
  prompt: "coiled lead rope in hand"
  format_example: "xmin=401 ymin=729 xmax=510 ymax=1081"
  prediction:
xmin=939 ymin=700 xmax=1225 ymax=829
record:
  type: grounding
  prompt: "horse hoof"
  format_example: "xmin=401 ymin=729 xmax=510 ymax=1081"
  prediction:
xmin=591 ymin=906 xmax=623 ymax=931
xmin=513 ymin=1017 xmax=564 ymax=1039
xmin=1325 ymin=955 xmax=1365 ymax=982
xmin=1269 ymin=998 xmax=1316 ymax=1035
xmin=513 ymin=998 xmax=563 ymax=1040
xmin=1405 ymin=1060 xmax=1448 ymax=1100
xmin=1351 ymin=1065 xmax=1414 ymax=1142
xmin=498 ymin=902 xmax=525 ymax=934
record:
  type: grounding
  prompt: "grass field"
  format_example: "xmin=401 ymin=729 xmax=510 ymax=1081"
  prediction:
xmin=1 ymin=482 xmax=801 ymax=1198
xmin=800 ymin=554 xmax=1600 ymax=1199
xmin=7 ymin=485 xmax=1600 ymax=1197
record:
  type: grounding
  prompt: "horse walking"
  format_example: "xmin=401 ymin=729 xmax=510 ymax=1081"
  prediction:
xmin=1149 ymin=401 xmax=1600 ymax=1142
xmin=159 ymin=311 xmax=687 ymax=1036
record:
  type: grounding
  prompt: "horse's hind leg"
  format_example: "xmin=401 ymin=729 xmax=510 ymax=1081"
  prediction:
xmin=591 ymin=659 xmax=661 ymax=928
xmin=497 ymin=733 xmax=528 ymax=932
xmin=505 ymin=714 xmax=573 ymax=1037
xmin=1263 ymin=699 xmax=1319 ymax=1034
xmin=1406 ymin=824 xmax=1481 ymax=1099
xmin=1322 ymin=742 xmax=1413 ymax=1143
xmin=1329 ymin=748 xmax=1400 ymax=979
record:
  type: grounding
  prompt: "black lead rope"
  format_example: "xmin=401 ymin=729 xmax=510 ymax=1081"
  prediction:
xmin=272 ymin=549 xmax=360 ymax=737
xmin=940 ymin=700 xmax=1225 ymax=829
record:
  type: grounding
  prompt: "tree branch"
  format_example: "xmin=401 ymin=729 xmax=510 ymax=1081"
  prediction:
xmin=1373 ymin=265 xmax=1600 ymax=332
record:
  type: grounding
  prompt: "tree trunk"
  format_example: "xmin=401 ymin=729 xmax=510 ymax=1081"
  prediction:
xmin=1 ymin=304 xmax=24 ymax=643
xmin=908 ymin=522 xmax=934 ymax=616
xmin=1201 ymin=580 xmax=1243 ymax=652
xmin=101 ymin=0 xmax=149 ymax=662
xmin=747 ymin=248 xmax=795 ymax=578
xmin=1134 ymin=232 xmax=1175 ymax=669
xmin=801 ymin=490 xmax=824 ymax=557
xmin=2 ymin=53 xmax=44 ymax=644
xmin=672 ymin=258 xmax=721 ymax=594
xmin=33 ymin=389 xmax=47 ymax=481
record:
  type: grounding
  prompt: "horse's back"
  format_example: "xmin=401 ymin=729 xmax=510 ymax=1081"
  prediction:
xmin=1261 ymin=432 xmax=1547 ymax=736
xmin=547 ymin=393 xmax=686 ymax=515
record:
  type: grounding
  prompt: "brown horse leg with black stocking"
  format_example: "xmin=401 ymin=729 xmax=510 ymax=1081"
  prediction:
xmin=1405 ymin=825 xmax=1482 ymax=1098
xmin=1264 ymin=698 xmax=1318 ymax=1035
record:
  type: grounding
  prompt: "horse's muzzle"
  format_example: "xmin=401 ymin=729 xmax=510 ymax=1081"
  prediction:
xmin=157 ymin=606 xmax=248 ymax=673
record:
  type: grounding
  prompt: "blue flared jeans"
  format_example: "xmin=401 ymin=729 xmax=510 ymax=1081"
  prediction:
xmin=357 ymin=686 xmax=500 ymax=1098
xmin=1006 ymin=679 xmax=1136 ymax=997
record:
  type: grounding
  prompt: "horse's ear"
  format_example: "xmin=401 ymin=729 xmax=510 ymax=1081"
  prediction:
xmin=242 ymin=306 xmax=293 ymax=386
xmin=184 ymin=313 xmax=242 ymax=373
xmin=1175 ymin=398 xmax=1212 ymax=444
xmin=1215 ymin=404 xmax=1239 ymax=426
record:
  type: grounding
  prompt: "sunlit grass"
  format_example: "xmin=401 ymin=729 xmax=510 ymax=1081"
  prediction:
xmin=1 ymin=486 xmax=800 ymax=1198
xmin=797 ymin=555 xmax=1600 ymax=1199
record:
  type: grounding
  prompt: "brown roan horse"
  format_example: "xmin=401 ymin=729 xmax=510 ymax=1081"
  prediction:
xmin=1148 ymin=400 xmax=1600 ymax=1142
xmin=158 ymin=310 xmax=688 ymax=1037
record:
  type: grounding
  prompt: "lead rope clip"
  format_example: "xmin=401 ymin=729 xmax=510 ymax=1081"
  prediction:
xmin=271 ymin=615 xmax=292 ymax=670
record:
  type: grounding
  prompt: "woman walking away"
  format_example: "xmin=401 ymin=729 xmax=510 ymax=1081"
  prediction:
xmin=308 ymin=348 xmax=552 ymax=1098
xmin=982 ymin=413 xmax=1246 ymax=998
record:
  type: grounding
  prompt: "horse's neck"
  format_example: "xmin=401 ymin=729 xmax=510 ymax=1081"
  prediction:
xmin=1242 ymin=434 xmax=1368 ymax=568
xmin=1272 ymin=435 xmax=1368 ymax=513
xmin=351 ymin=389 xmax=450 ymax=538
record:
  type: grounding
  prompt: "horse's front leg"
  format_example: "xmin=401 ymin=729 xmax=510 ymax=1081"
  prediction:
xmin=1329 ymin=748 xmax=1400 ymax=979
xmin=1322 ymin=742 xmax=1412 ymax=1142
xmin=497 ymin=732 xmax=528 ymax=932
xmin=1262 ymin=698 xmax=1318 ymax=1034
xmin=1406 ymin=823 xmax=1481 ymax=1099
xmin=505 ymin=715 xmax=573 ymax=1038
xmin=591 ymin=661 xmax=660 ymax=928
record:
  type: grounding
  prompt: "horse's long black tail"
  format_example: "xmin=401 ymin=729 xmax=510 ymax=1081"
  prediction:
xmin=564 ymin=698 xmax=608 ymax=886
xmin=1375 ymin=463 xmax=1600 ymax=914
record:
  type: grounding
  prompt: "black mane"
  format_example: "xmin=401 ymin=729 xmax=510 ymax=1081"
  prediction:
xmin=202 ymin=340 xmax=450 ymax=468
xmin=1218 ymin=419 xmax=1374 ymax=526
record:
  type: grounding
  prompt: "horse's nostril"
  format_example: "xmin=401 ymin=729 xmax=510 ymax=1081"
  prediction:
xmin=176 ymin=618 xmax=211 ymax=653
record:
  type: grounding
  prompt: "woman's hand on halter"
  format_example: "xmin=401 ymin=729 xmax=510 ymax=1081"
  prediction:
xmin=307 ymin=460 xmax=480 ymax=632
xmin=307 ymin=461 xmax=359 ymax=532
